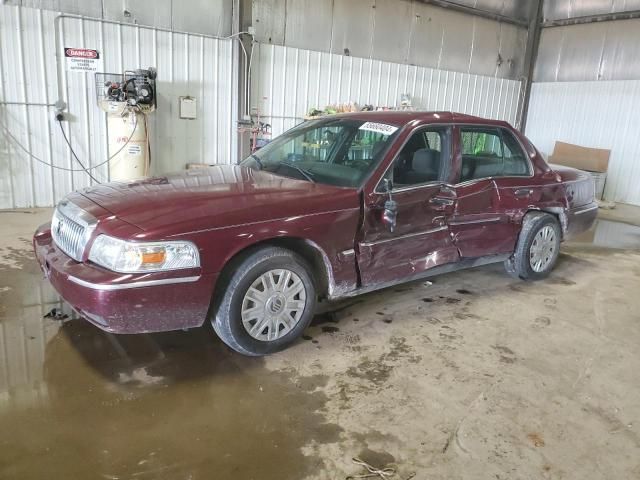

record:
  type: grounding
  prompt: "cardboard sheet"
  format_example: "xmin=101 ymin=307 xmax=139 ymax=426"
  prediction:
xmin=548 ymin=141 xmax=610 ymax=173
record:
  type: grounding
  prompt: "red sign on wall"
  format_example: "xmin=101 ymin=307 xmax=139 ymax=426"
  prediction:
xmin=64 ymin=47 xmax=101 ymax=72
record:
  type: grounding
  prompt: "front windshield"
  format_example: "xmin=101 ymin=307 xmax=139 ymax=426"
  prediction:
xmin=240 ymin=118 xmax=400 ymax=188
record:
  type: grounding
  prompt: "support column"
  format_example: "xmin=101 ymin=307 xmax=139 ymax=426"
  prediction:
xmin=516 ymin=0 xmax=543 ymax=133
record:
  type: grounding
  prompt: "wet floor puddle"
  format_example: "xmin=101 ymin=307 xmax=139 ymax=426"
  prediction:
xmin=0 ymin=249 xmax=340 ymax=480
xmin=569 ymin=219 xmax=640 ymax=249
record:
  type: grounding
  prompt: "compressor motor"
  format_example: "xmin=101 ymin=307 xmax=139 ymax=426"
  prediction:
xmin=103 ymin=68 xmax=157 ymax=107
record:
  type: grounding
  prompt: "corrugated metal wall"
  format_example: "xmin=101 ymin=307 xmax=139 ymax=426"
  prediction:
xmin=543 ymin=0 xmax=640 ymax=20
xmin=7 ymin=0 xmax=233 ymax=36
xmin=527 ymin=1 xmax=640 ymax=206
xmin=534 ymin=18 xmax=640 ymax=82
xmin=0 ymin=4 xmax=235 ymax=209
xmin=454 ymin=0 xmax=532 ymax=20
xmin=252 ymin=43 xmax=522 ymax=137
xmin=525 ymin=80 xmax=640 ymax=206
xmin=252 ymin=0 xmax=529 ymax=80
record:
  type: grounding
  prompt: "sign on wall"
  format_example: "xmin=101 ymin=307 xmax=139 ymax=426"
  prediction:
xmin=64 ymin=47 xmax=101 ymax=72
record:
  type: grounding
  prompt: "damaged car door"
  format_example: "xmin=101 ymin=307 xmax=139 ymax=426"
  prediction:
xmin=357 ymin=126 xmax=460 ymax=286
xmin=447 ymin=126 xmax=524 ymax=258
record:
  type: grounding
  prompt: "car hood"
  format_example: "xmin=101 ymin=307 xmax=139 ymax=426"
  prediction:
xmin=78 ymin=165 xmax=359 ymax=235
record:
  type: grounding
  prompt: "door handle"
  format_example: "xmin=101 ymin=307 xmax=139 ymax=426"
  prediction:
xmin=514 ymin=188 xmax=533 ymax=198
xmin=429 ymin=197 xmax=454 ymax=206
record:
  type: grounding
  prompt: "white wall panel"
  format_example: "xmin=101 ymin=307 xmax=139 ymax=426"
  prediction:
xmin=253 ymin=0 xmax=529 ymax=80
xmin=534 ymin=18 xmax=640 ymax=82
xmin=0 ymin=4 xmax=236 ymax=209
xmin=12 ymin=0 xmax=234 ymax=36
xmin=525 ymin=80 xmax=640 ymax=206
xmin=543 ymin=0 xmax=640 ymax=21
xmin=252 ymin=43 xmax=522 ymax=137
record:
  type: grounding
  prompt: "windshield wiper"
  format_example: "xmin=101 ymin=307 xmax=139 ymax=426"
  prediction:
xmin=279 ymin=162 xmax=316 ymax=182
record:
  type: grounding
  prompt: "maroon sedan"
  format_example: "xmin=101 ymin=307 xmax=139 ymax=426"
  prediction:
xmin=34 ymin=112 xmax=597 ymax=355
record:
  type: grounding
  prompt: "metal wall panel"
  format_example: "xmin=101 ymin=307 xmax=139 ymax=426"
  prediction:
xmin=251 ymin=0 xmax=286 ymax=45
xmin=331 ymin=0 xmax=375 ymax=58
xmin=252 ymin=43 xmax=521 ymax=138
xmin=20 ymin=0 xmax=103 ymax=17
xmin=453 ymin=0 xmax=533 ymax=21
xmin=102 ymin=0 xmax=173 ymax=29
xmin=252 ymin=0 xmax=528 ymax=80
xmin=543 ymin=0 xmax=640 ymax=21
xmin=406 ymin=3 xmax=450 ymax=70
xmin=432 ymin=7 xmax=476 ymax=73
xmin=533 ymin=25 xmax=564 ymax=82
xmin=0 ymin=4 xmax=236 ymax=209
xmin=10 ymin=0 xmax=233 ymax=36
xmin=371 ymin=0 xmax=415 ymax=64
xmin=525 ymin=80 xmax=640 ymax=206
xmin=493 ymin=22 xmax=527 ymax=79
xmin=534 ymin=18 xmax=640 ymax=82
xmin=282 ymin=0 xmax=334 ymax=52
xmin=171 ymin=0 xmax=233 ymax=37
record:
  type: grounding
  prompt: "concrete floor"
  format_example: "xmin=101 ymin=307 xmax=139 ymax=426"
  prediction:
xmin=1 ymin=207 xmax=640 ymax=480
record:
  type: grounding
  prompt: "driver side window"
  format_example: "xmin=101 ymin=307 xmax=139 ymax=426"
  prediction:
xmin=385 ymin=128 xmax=449 ymax=188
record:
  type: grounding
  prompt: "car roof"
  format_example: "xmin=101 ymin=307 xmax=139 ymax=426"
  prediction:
xmin=318 ymin=110 xmax=511 ymax=128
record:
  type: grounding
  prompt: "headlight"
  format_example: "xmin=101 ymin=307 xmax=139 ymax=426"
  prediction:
xmin=88 ymin=234 xmax=200 ymax=273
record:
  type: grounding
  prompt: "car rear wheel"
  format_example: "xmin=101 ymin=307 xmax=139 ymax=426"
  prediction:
xmin=505 ymin=212 xmax=561 ymax=280
xmin=211 ymin=246 xmax=316 ymax=356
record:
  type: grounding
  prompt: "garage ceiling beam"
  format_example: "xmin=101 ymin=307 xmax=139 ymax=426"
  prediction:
xmin=542 ymin=10 xmax=640 ymax=28
xmin=417 ymin=0 xmax=529 ymax=27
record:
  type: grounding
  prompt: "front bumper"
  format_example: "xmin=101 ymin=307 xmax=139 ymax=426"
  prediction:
xmin=33 ymin=224 xmax=217 ymax=334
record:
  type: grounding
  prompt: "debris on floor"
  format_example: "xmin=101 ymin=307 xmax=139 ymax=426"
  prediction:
xmin=43 ymin=307 xmax=68 ymax=320
xmin=597 ymin=199 xmax=616 ymax=209
xmin=346 ymin=457 xmax=416 ymax=480
xmin=346 ymin=457 xmax=396 ymax=479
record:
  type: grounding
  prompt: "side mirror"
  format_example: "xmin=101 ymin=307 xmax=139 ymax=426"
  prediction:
xmin=382 ymin=179 xmax=397 ymax=232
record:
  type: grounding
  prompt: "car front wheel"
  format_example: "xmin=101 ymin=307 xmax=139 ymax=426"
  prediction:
xmin=211 ymin=246 xmax=316 ymax=356
xmin=505 ymin=212 xmax=561 ymax=280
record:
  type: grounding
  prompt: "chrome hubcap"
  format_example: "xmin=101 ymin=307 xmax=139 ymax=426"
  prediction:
xmin=530 ymin=225 xmax=557 ymax=272
xmin=241 ymin=269 xmax=307 ymax=341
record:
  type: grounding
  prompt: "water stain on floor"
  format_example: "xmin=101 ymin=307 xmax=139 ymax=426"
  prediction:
xmin=1 ymin=320 xmax=342 ymax=480
xmin=356 ymin=448 xmax=396 ymax=469
xmin=0 ymin=246 xmax=341 ymax=480
xmin=570 ymin=219 xmax=640 ymax=249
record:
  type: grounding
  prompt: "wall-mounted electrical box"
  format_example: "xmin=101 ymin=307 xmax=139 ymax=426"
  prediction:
xmin=179 ymin=96 xmax=197 ymax=120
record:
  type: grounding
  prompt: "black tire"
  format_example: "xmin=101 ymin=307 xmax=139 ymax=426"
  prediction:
xmin=211 ymin=246 xmax=317 ymax=356
xmin=505 ymin=212 xmax=561 ymax=281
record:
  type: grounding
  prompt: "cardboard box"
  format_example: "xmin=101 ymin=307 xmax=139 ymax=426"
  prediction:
xmin=548 ymin=141 xmax=610 ymax=173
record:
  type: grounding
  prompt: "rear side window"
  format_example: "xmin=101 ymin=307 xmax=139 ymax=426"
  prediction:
xmin=459 ymin=128 xmax=530 ymax=182
xmin=501 ymin=130 xmax=530 ymax=176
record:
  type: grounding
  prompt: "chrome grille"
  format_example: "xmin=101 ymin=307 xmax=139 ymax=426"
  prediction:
xmin=51 ymin=200 xmax=97 ymax=261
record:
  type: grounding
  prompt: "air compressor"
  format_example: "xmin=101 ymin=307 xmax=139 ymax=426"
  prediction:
xmin=97 ymin=68 xmax=157 ymax=181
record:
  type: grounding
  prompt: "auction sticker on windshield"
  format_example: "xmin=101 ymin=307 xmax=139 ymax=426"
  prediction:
xmin=359 ymin=122 xmax=399 ymax=136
